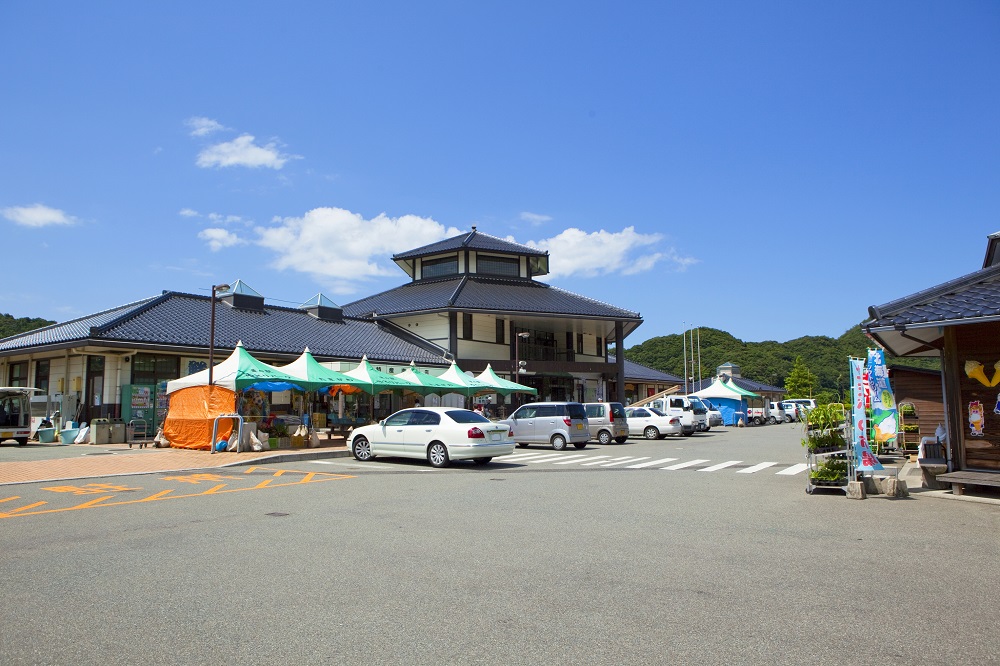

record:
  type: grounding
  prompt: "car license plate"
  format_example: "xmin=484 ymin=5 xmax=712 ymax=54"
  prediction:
xmin=576 ymin=424 xmax=582 ymax=430
xmin=489 ymin=432 xmax=501 ymax=441
xmin=0 ymin=431 xmax=11 ymax=438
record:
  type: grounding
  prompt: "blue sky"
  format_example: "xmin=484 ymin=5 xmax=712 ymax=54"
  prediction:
xmin=2 ymin=1 xmax=998 ymax=346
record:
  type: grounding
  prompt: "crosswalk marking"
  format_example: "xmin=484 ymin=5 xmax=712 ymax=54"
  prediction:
xmin=600 ymin=457 xmax=649 ymax=467
xmin=626 ymin=457 xmax=678 ymax=468
xmin=526 ymin=454 xmax=588 ymax=464
xmin=737 ymin=462 xmax=777 ymax=474
xmin=776 ymin=463 xmax=808 ymax=475
xmin=662 ymin=459 xmax=710 ymax=470
xmin=501 ymin=452 xmax=555 ymax=462
xmin=581 ymin=456 xmax=632 ymax=466
xmin=555 ymin=455 xmax=610 ymax=465
xmin=699 ymin=460 xmax=742 ymax=472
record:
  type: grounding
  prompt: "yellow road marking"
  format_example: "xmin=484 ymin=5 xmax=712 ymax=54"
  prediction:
xmin=69 ymin=496 xmax=114 ymax=509
xmin=0 ymin=468 xmax=355 ymax=520
xmin=0 ymin=501 xmax=47 ymax=516
xmin=0 ymin=496 xmax=22 ymax=504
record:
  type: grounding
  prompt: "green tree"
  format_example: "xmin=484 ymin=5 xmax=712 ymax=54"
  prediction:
xmin=783 ymin=356 xmax=819 ymax=397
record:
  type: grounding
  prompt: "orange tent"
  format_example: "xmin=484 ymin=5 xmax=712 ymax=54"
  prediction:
xmin=163 ymin=385 xmax=237 ymax=450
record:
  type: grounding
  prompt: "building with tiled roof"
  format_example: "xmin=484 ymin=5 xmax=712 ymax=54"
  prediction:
xmin=863 ymin=230 xmax=1000 ymax=485
xmin=0 ymin=228 xmax=646 ymax=426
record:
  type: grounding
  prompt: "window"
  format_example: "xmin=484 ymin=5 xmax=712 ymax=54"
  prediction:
xmin=535 ymin=405 xmax=557 ymax=417
xmin=462 ymin=313 xmax=473 ymax=340
xmin=596 ymin=336 xmax=604 ymax=356
xmin=385 ymin=412 xmax=412 ymax=426
xmin=132 ymin=354 xmax=180 ymax=385
xmin=496 ymin=319 xmax=505 ymax=344
xmin=577 ymin=333 xmax=584 ymax=354
xmin=34 ymin=360 xmax=49 ymax=393
xmin=477 ymin=255 xmax=519 ymax=277
xmin=585 ymin=405 xmax=605 ymax=418
xmin=422 ymin=255 xmax=459 ymax=278
xmin=8 ymin=361 xmax=27 ymax=387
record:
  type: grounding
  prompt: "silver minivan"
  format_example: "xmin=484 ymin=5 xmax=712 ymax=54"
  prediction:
xmin=583 ymin=402 xmax=629 ymax=444
xmin=501 ymin=402 xmax=590 ymax=450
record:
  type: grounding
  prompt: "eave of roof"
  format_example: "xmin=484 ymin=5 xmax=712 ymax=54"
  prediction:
xmin=392 ymin=229 xmax=547 ymax=260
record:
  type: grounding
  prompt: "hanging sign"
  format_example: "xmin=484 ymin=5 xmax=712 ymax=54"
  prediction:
xmin=969 ymin=400 xmax=985 ymax=437
xmin=850 ymin=357 xmax=884 ymax=472
xmin=866 ymin=349 xmax=898 ymax=448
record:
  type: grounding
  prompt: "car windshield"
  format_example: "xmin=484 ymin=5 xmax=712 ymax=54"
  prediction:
xmin=566 ymin=403 xmax=587 ymax=420
xmin=610 ymin=403 xmax=626 ymax=418
xmin=688 ymin=397 xmax=705 ymax=409
xmin=701 ymin=400 xmax=715 ymax=410
xmin=446 ymin=410 xmax=491 ymax=424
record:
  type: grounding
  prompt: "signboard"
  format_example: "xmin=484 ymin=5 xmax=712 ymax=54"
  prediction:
xmin=866 ymin=349 xmax=898 ymax=449
xmin=850 ymin=357 xmax=883 ymax=472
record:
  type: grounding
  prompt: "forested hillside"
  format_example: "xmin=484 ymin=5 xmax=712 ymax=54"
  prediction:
xmin=624 ymin=325 xmax=939 ymax=402
xmin=0 ymin=313 xmax=55 ymax=339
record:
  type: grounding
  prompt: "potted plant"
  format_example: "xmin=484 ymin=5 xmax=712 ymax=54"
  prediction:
xmin=802 ymin=404 xmax=849 ymax=453
xmin=809 ymin=458 xmax=849 ymax=486
xmin=271 ymin=421 xmax=289 ymax=448
xmin=256 ymin=420 xmax=278 ymax=449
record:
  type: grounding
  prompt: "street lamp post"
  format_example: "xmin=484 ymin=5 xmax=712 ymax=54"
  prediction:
xmin=208 ymin=283 xmax=231 ymax=386
xmin=513 ymin=331 xmax=529 ymax=408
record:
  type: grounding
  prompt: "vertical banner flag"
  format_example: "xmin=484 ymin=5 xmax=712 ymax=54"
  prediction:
xmin=851 ymin=357 xmax=884 ymax=472
xmin=866 ymin=348 xmax=899 ymax=449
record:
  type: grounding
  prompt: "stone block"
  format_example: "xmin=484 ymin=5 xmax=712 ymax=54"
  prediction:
xmin=921 ymin=464 xmax=949 ymax=490
xmin=846 ymin=480 xmax=867 ymax=500
xmin=883 ymin=477 xmax=910 ymax=498
xmin=863 ymin=476 xmax=882 ymax=495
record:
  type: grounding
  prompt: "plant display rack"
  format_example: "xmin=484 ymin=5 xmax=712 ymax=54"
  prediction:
xmin=803 ymin=404 xmax=856 ymax=495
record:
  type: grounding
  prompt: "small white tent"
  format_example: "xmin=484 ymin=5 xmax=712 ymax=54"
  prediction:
xmin=693 ymin=378 xmax=759 ymax=426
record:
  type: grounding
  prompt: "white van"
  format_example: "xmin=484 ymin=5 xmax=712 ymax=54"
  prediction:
xmin=648 ymin=395 xmax=704 ymax=436
xmin=0 ymin=387 xmax=41 ymax=446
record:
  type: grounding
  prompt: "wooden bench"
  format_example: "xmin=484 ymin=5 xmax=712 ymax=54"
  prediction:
xmin=917 ymin=440 xmax=948 ymax=490
xmin=936 ymin=470 xmax=1000 ymax=496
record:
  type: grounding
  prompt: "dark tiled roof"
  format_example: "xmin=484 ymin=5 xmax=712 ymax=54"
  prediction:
xmin=0 ymin=291 xmax=450 ymax=366
xmin=342 ymin=275 xmax=641 ymax=321
xmin=609 ymin=356 xmax=682 ymax=383
xmin=0 ymin=295 xmax=162 ymax=350
xmin=393 ymin=230 xmax=546 ymax=260
xmin=864 ymin=263 xmax=1000 ymax=331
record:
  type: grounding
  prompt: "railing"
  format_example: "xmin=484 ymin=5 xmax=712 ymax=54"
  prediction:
xmin=210 ymin=414 xmax=244 ymax=454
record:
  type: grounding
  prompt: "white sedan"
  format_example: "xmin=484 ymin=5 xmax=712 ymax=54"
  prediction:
xmin=349 ymin=407 xmax=514 ymax=467
xmin=624 ymin=407 xmax=683 ymax=439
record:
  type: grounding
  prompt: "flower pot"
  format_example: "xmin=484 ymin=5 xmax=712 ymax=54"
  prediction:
xmin=268 ymin=437 xmax=279 ymax=449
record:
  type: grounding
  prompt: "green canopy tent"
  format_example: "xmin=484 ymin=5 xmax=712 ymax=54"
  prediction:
xmin=275 ymin=348 xmax=369 ymax=393
xmin=397 ymin=361 xmax=466 ymax=396
xmin=436 ymin=361 xmax=498 ymax=398
xmin=474 ymin=363 xmax=538 ymax=397
xmin=342 ymin=355 xmax=421 ymax=394
xmin=165 ymin=341 xmax=305 ymax=393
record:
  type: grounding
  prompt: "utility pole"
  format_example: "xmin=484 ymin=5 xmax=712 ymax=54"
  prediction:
xmin=697 ymin=327 xmax=702 ymax=386
xmin=681 ymin=324 xmax=688 ymax=394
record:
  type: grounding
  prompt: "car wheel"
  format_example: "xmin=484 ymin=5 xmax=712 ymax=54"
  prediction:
xmin=472 ymin=457 xmax=492 ymax=465
xmin=704 ymin=426 xmax=711 ymax=432
xmin=644 ymin=426 xmax=660 ymax=440
xmin=573 ymin=441 xmax=587 ymax=449
xmin=551 ymin=434 xmax=567 ymax=451
xmin=598 ymin=430 xmax=612 ymax=445
xmin=614 ymin=436 xmax=628 ymax=444
xmin=17 ymin=437 xmax=28 ymax=446
xmin=682 ymin=429 xmax=693 ymax=437
xmin=753 ymin=417 xmax=764 ymax=426
xmin=351 ymin=436 xmax=373 ymax=461
xmin=768 ymin=416 xmax=777 ymax=425
xmin=784 ymin=415 xmax=792 ymax=423
xmin=427 ymin=441 xmax=450 ymax=468
xmin=516 ymin=442 xmax=529 ymax=448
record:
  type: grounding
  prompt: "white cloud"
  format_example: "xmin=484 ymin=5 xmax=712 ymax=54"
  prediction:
xmin=179 ymin=208 xmax=200 ymax=217
xmin=255 ymin=207 xmax=463 ymax=289
xmin=186 ymin=116 xmax=228 ymax=137
xmin=196 ymin=134 xmax=296 ymax=169
xmin=519 ymin=226 xmax=696 ymax=279
xmin=520 ymin=211 xmax=552 ymax=224
xmin=198 ymin=228 xmax=247 ymax=252
xmin=1 ymin=203 xmax=77 ymax=228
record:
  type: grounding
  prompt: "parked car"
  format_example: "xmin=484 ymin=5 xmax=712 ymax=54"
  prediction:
xmin=784 ymin=398 xmax=817 ymax=413
xmin=624 ymin=407 xmax=683 ymax=439
xmin=349 ymin=407 xmax=514 ymax=468
xmin=583 ymin=401 xmax=629 ymax=444
xmin=647 ymin=395 xmax=701 ymax=435
xmin=768 ymin=401 xmax=788 ymax=424
xmin=700 ymin=398 xmax=724 ymax=429
xmin=780 ymin=401 xmax=802 ymax=422
xmin=501 ymin=401 xmax=590 ymax=450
